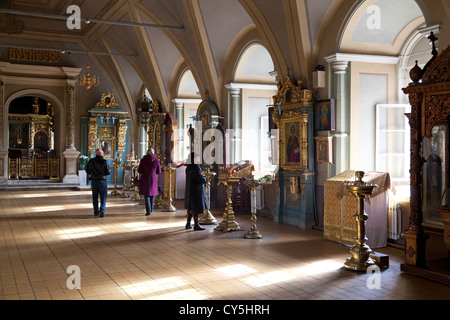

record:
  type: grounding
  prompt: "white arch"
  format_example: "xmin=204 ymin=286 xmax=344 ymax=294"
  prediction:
xmin=176 ymin=68 xmax=199 ymax=99
xmin=233 ymin=42 xmax=275 ymax=83
xmin=336 ymin=0 xmax=429 ymax=54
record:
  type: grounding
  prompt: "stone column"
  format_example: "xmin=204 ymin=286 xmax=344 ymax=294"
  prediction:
xmin=174 ymin=100 xmax=184 ymax=162
xmin=63 ymin=80 xmax=80 ymax=183
xmin=138 ymin=122 xmax=147 ymax=160
xmin=226 ymin=85 xmax=242 ymax=164
xmin=328 ymin=59 xmax=349 ymax=176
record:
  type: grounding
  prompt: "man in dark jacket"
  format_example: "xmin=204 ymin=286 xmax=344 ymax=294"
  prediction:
xmin=85 ymin=148 xmax=111 ymax=217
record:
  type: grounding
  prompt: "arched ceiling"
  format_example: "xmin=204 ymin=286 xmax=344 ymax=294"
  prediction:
xmin=339 ymin=0 xmax=425 ymax=55
xmin=0 ymin=0 xmax=447 ymax=124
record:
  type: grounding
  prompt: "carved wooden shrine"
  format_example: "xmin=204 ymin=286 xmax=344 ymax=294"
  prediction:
xmin=402 ymin=39 xmax=450 ymax=285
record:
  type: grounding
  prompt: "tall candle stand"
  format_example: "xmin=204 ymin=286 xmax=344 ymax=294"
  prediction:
xmin=344 ymin=171 xmax=377 ymax=272
xmin=163 ymin=165 xmax=176 ymax=212
xmin=129 ymin=160 xmax=140 ymax=201
xmin=111 ymin=157 xmax=121 ymax=195
xmin=120 ymin=162 xmax=129 ymax=198
xmin=199 ymin=168 xmax=217 ymax=225
xmin=244 ymin=177 xmax=263 ymax=239
xmin=215 ymin=174 xmax=241 ymax=232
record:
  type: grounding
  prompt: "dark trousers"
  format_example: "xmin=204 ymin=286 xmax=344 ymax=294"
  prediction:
xmin=144 ymin=195 xmax=155 ymax=214
xmin=92 ymin=179 xmax=108 ymax=215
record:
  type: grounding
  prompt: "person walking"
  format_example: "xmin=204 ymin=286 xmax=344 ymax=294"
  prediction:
xmin=185 ymin=152 xmax=207 ymax=230
xmin=85 ymin=148 xmax=111 ymax=217
xmin=138 ymin=148 xmax=161 ymax=216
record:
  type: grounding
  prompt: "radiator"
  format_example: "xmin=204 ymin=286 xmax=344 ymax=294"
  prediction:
xmin=388 ymin=202 xmax=402 ymax=240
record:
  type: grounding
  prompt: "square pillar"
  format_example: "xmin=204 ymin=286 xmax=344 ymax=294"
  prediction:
xmin=0 ymin=151 xmax=7 ymax=183
xmin=63 ymin=150 xmax=80 ymax=184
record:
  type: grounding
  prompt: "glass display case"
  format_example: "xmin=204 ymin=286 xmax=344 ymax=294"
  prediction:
xmin=440 ymin=188 xmax=450 ymax=208
xmin=422 ymin=125 xmax=448 ymax=229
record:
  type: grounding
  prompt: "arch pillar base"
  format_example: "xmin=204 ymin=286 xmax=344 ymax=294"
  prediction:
xmin=62 ymin=150 xmax=80 ymax=184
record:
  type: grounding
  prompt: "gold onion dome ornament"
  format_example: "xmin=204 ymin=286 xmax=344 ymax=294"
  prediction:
xmin=78 ymin=64 xmax=100 ymax=90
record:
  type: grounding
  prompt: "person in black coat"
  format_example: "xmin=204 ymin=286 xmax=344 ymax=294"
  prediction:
xmin=185 ymin=152 xmax=207 ymax=230
xmin=85 ymin=148 xmax=111 ymax=217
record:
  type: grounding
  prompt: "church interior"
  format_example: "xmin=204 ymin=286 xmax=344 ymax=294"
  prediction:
xmin=0 ymin=0 xmax=450 ymax=303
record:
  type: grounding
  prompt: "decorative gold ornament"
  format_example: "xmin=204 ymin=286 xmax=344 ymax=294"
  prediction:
xmin=78 ymin=64 xmax=100 ymax=90
xmin=273 ymin=74 xmax=313 ymax=106
xmin=117 ymin=119 xmax=128 ymax=158
xmin=95 ymin=91 xmax=119 ymax=109
xmin=88 ymin=118 xmax=98 ymax=158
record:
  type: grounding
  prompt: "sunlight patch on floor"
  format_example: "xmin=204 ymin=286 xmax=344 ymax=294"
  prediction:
xmin=291 ymin=260 xmax=343 ymax=276
xmin=215 ymin=264 xmax=258 ymax=277
xmin=57 ymin=227 xmax=104 ymax=239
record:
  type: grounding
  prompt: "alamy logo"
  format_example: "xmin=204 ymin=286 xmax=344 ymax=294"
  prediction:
xmin=66 ymin=265 xmax=81 ymax=289
xmin=366 ymin=5 xmax=381 ymax=30
xmin=66 ymin=5 xmax=81 ymax=30
xmin=366 ymin=265 xmax=381 ymax=290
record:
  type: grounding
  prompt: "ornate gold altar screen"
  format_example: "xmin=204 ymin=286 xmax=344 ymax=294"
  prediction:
xmin=271 ymin=74 xmax=315 ymax=229
xmin=8 ymin=98 xmax=59 ymax=180
xmin=401 ymin=40 xmax=450 ymax=285
xmin=80 ymin=91 xmax=130 ymax=186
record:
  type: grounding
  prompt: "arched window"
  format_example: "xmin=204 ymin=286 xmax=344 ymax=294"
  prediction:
xmin=229 ymin=43 xmax=277 ymax=177
xmin=174 ymin=69 xmax=201 ymax=161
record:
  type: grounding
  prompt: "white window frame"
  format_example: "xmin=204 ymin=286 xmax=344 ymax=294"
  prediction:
xmin=375 ymin=104 xmax=411 ymax=183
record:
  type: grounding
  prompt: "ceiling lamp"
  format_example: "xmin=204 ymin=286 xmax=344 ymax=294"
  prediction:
xmin=78 ymin=64 xmax=100 ymax=90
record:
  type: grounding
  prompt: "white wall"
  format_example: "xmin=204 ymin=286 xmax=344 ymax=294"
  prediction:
xmin=358 ymin=73 xmax=388 ymax=171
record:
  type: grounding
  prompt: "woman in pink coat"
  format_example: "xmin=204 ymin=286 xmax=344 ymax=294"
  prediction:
xmin=138 ymin=148 xmax=161 ymax=216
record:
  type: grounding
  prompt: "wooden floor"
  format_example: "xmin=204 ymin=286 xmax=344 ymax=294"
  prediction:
xmin=0 ymin=189 xmax=449 ymax=301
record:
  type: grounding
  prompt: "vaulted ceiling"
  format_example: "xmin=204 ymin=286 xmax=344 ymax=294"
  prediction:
xmin=1 ymin=0 xmax=448 ymax=128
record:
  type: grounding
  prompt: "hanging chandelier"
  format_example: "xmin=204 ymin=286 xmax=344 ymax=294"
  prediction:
xmin=78 ymin=64 xmax=100 ymax=90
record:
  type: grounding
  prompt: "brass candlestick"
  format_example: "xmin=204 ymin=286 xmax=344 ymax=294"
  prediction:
xmin=129 ymin=160 xmax=140 ymax=201
xmin=344 ymin=171 xmax=377 ymax=272
xmin=120 ymin=162 xmax=129 ymax=198
xmin=200 ymin=168 xmax=217 ymax=224
xmin=154 ymin=194 xmax=163 ymax=209
xmin=244 ymin=177 xmax=263 ymax=239
xmin=215 ymin=175 xmax=241 ymax=232
xmin=163 ymin=165 xmax=176 ymax=212
xmin=111 ymin=157 xmax=121 ymax=195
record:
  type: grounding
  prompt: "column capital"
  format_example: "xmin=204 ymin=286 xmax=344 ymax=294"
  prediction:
xmin=225 ymin=84 xmax=241 ymax=97
xmin=172 ymin=98 xmax=202 ymax=105
xmin=330 ymin=61 xmax=348 ymax=74
xmin=172 ymin=99 xmax=184 ymax=109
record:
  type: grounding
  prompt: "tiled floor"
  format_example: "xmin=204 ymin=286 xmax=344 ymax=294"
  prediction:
xmin=0 ymin=189 xmax=449 ymax=301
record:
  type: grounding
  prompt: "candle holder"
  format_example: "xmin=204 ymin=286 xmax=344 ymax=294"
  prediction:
xmin=215 ymin=175 xmax=241 ymax=232
xmin=129 ymin=160 xmax=140 ymax=201
xmin=343 ymin=171 xmax=377 ymax=272
xmin=244 ymin=177 xmax=263 ymax=239
xmin=120 ymin=162 xmax=129 ymax=198
xmin=111 ymin=157 xmax=121 ymax=195
xmin=163 ymin=165 xmax=176 ymax=212
xmin=199 ymin=168 xmax=217 ymax=225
